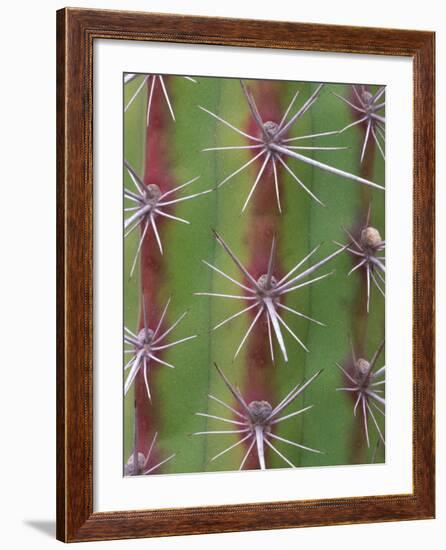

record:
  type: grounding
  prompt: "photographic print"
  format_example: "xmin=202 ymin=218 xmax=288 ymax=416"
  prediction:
xmin=57 ymin=10 xmax=435 ymax=540
xmin=123 ymin=74 xmax=385 ymax=476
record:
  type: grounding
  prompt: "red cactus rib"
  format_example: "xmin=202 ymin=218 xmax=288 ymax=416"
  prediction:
xmin=346 ymin=85 xmax=383 ymax=463
xmin=133 ymin=76 xmax=175 ymax=469
xmin=243 ymin=80 xmax=284 ymax=469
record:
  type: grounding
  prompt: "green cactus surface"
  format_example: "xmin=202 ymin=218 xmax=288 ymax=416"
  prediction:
xmin=123 ymin=74 xmax=385 ymax=476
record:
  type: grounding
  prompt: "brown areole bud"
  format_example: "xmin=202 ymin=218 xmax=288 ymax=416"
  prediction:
xmin=361 ymin=226 xmax=382 ymax=249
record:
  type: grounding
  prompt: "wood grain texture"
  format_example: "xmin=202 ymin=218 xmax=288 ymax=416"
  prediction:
xmin=56 ymin=7 xmax=435 ymax=542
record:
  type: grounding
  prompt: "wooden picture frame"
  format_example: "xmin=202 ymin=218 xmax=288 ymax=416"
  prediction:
xmin=56 ymin=7 xmax=435 ymax=542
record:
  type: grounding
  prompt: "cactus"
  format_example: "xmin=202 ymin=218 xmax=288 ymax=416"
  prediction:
xmin=123 ymin=75 xmax=385 ymax=475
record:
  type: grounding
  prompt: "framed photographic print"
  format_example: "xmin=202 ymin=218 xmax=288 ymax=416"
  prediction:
xmin=56 ymin=8 xmax=435 ymax=542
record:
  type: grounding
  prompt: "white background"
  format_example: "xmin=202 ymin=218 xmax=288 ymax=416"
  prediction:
xmin=0 ymin=0 xmax=443 ymax=548
xmin=95 ymin=41 xmax=412 ymax=511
